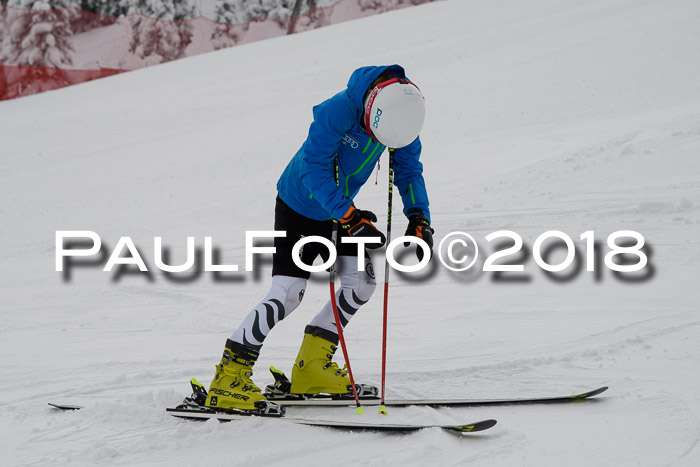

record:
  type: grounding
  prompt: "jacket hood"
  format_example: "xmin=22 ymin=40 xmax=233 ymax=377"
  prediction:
xmin=346 ymin=64 xmax=407 ymax=112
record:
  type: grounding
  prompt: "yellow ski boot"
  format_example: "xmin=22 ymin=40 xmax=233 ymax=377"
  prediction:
xmin=206 ymin=339 xmax=273 ymax=412
xmin=291 ymin=326 xmax=352 ymax=395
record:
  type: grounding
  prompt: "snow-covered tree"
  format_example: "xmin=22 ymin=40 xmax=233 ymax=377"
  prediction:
xmin=173 ymin=0 xmax=197 ymax=53
xmin=210 ymin=0 xmax=251 ymax=50
xmin=211 ymin=1 xmax=239 ymax=50
xmin=79 ymin=0 xmax=129 ymax=17
xmin=69 ymin=0 xmax=125 ymax=34
xmin=212 ymin=0 xmax=237 ymax=22
xmin=126 ymin=0 xmax=199 ymax=63
xmin=1 ymin=0 xmax=74 ymax=67
xmin=212 ymin=0 xmax=296 ymax=23
xmin=358 ymin=0 xmax=393 ymax=13
xmin=288 ymin=0 xmax=334 ymax=34
xmin=1 ymin=3 xmax=9 ymax=97
xmin=261 ymin=0 xmax=295 ymax=20
xmin=1 ymin=3 xmax=7 ymax=44
xmin=210 ymin=0 xmax=337 ymax=48
xmin=0 ymin=0 xmax=76 ymax=95
xmin=358 ymin=0 xmax=431 ymax=14
xmin=210 ymin=0 xmax=300 ymax=50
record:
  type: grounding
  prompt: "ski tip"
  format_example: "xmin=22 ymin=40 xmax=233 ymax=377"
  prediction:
xmin=445 ymin=419 xmax=497 ymax=434
xmin=48 ymin=402 xmax=83 ymax=410
xmin=571 ymin=386 xmax=609 ymax=400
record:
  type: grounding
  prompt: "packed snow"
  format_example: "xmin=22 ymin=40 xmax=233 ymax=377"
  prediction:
xmin=1 ymin=0 xmax=699 ymax=465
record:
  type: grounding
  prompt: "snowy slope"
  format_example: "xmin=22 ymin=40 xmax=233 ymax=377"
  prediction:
xmin=1 ymin=0 xmax=700 ymax=465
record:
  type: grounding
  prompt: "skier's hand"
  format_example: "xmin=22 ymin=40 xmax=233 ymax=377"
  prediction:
xmin=339 ymin=206 xmax=386 ymax=248
xmin=404 ymin=209 xmax=434 ymax=261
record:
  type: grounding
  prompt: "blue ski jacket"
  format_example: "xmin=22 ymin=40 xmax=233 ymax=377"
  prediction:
xmin=277 ymin=64 xmax=430 ymax=222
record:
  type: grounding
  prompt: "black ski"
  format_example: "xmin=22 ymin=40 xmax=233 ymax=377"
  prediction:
xmin=48 ymin=402 xmax=83 ymax=410
xmin=165 ymin=404 xmax=497 ymax=434
xmin=266 ymin=386 xmax=608 ymax=407
xmin=50 ymin=385 xmax=607 ymax=412
xmin=49 ymin=376 xmax=606 ymax=436
xmin=264 ymin=367 xmax=608 ymax=407
xmin=48 ymin=400 xmax=496 ymax=434
xmin=162 ymin=379 xmax=496 ymax=434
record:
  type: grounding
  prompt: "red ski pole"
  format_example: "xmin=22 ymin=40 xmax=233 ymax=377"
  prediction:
xmin=327 ymin=155 xmax=363 ymax=414
xmin=329 ymin=220 xmax=364 ymax=415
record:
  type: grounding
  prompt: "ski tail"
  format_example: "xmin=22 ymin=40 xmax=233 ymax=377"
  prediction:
xmin=568 ymin=386 xmax=608 ymax=400
xmin=48 ymin=402 xmax=82 ymax=410
xmin=443 ymin=419 xmax=498 ymax=434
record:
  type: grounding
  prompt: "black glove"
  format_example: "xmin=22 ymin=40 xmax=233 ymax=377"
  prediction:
xmin=404 ymin=208 xmax=434 ymax=261
xmin=339 ymin=206 xmax=386 ymax=249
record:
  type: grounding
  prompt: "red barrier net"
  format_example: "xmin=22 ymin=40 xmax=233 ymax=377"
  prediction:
xmin=0 ymin=1 xmax=434 ymax=101
xmin=0 ymin=63 xmax=124 ymax=100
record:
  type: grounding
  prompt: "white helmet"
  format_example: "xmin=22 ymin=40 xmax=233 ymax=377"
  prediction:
xmin=364 ymin=78 xmax=425 ymax=148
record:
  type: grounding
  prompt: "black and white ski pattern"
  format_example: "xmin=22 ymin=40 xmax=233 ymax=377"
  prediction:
xmin=165 ymin=405 xmax=497 ymax=434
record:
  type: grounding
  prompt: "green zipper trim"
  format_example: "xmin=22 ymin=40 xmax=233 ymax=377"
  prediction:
xmin=362 ymin=137 xmax=373 ymax=154
xmin=346 ymin=142 xmax=383 ymax=197
xmin=309 ymin=192 xmax=313 ymax=199
xmin=409 ymin=182 xmax=416 ymax=204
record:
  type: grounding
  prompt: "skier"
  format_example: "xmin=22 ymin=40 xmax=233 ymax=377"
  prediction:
xmin=205 ymin=64 xmax=434 ymax=412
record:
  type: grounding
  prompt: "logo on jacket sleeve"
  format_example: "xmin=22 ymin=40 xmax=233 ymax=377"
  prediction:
xmin=342 ymin=134 xmax=359 ymax=149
